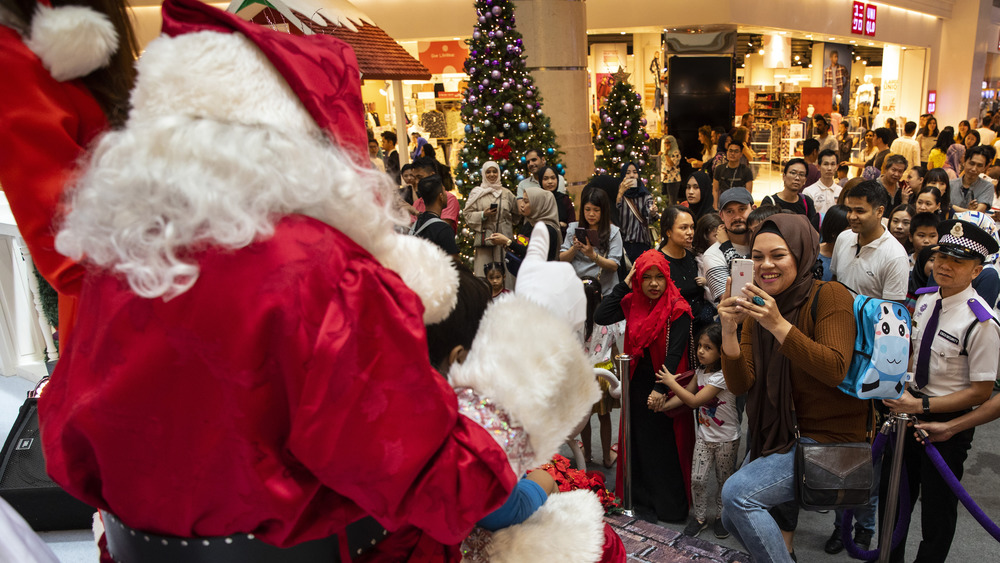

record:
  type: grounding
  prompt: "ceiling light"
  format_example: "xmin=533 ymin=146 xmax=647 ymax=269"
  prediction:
xmin=748 ymin=41 xmax=753 ymax=46
xmin=620 ymin=32 xmax=626 ymax=35
xmin=868 ymin=42 xmax=874 ymax=45
xmin=856 ymin=55 xmax=861 ymax=60
xmin=806 ymin=35 xmax=813 ymax=39
xmin=808 ymin=64 xmax=813 ymax=68
xmin=745 ymin=53 xmax=750 ymax=58
xmin=828 ymin=37 xmax=835 ymax=41
xmin=780 ymin=31 xmax=787 ymax=35
xmin=849 ymin=40 xmax=856 ymax=43
xmin=862 ymin=60 xmax=868 ymax=65
xmin=758 ymin=48 xmax=765 ymax=55
xmin=794 ymin=55 xmax=800 ymax=61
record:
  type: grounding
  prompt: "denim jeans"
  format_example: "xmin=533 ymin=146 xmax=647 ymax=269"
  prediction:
xmin=721 ymin=439 xmax=815 ymax=562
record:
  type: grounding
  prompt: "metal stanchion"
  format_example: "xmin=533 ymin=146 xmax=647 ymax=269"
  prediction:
xmin=615 ymin=354 xmax=633 ymax=517
xmin=878 ymin=413 xmax=911 ymax=563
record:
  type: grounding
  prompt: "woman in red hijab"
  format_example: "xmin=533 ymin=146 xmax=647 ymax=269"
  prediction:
xmin=595 ymin=249 xmax=694 ymax=523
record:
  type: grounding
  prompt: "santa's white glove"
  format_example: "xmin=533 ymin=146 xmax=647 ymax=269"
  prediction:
xmin=514 ymin=222 xmax=586 ymax=335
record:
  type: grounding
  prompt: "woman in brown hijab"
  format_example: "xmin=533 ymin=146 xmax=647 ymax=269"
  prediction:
xmin=716 ymin=214 xmax=866 ymax=562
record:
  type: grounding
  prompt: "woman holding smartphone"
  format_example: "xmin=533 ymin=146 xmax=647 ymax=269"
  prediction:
xmin=560 ymin=188 xmax=623 ymax=295
xmin=464 ymin=161 xmax=519 ymax=281
xmin=616 ymin=162 xmax=660 ymax=265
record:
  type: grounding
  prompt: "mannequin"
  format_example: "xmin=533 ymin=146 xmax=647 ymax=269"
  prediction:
xmin=857 ymin=76 xmax=875 ymax=130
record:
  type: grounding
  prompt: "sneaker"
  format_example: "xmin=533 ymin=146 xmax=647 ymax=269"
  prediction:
xmin=682 ymin=518 xmax=708 ymax=537
xmin=854 ymin=528 xmax=873 ymax=551
xmin=824 ymin=528 xmax=844 ymax=554
xmin=713 ymin=517 xmax=729 ymax=539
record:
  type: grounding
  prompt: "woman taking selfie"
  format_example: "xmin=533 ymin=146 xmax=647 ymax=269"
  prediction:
xmin=616 ymin=161 xmax=660 ymax=264
xmin=717 ymin=214 xmax=865 ymax=562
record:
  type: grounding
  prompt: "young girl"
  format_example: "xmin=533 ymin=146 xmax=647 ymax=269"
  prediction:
xmin=653 ymin=324 xmax=739 ymax=540
xmin=693 ymin=213 xmax=724 ymax=302
xmin=579 ymin=277 xmax=624 ymax=468
xmin=484 ymin=262 xmax=510 ymax=300
xmin=887 ymin=204 xmax=915 ymax=253
xmin=923 ymin=168 xmax=954 ymax=220
xmin=594 ymin=250 xmax=694 ymax=523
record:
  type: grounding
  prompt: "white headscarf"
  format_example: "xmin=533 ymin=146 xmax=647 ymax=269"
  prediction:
xmin=465 ymin=161 xmax=503 ymax=208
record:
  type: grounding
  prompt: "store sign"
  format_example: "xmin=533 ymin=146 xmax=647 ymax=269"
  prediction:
xmin=417 ymin=41 xmax=469 ymax=75
xmin=927 ymin=90 xmax=936 ymax=114
xmin=851 ymin=2 xmax=877 ymax=37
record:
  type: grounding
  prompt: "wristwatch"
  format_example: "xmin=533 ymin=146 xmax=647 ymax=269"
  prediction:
xmin=922 ymin=396 xmax=931 ymax=415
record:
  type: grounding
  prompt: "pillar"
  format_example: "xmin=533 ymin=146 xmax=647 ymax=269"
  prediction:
xmin=933 ymin=0 xmax=992 ymax=127
xmin=514 ymin=0 xmax=590 ymax=193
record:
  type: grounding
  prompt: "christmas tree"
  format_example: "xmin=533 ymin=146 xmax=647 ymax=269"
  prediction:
xmin=455 ymin=0 xmax=563 ymax=266
xmin=593 ymin=68 xmax=653 ymax=180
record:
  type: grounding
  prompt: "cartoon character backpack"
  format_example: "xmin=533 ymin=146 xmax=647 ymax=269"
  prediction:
xmin=812 ymin=284 xmax=911 ymax=400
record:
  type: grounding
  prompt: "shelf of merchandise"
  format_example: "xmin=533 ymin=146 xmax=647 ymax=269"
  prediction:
xmin=751 ymin=92 xmax=781 ymax=127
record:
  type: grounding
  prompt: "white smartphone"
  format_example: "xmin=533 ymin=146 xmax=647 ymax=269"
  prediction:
xmin=731 ymin=259 xmax=754 ymax=291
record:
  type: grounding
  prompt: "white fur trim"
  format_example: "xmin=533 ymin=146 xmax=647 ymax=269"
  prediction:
xmin=449 ymin=296 xmax=600 ymax=469
xmin=92 ymin=512 xmax=104 ymax=552
xmin=26 ymin=4 xmax=117 ymax=82
xmin=129 ymin=32 xmax=320 ymax=137
xmin=377 ymin=234 xmax=458 ymax=324
xmin=488 ymin=490 xmax=605 ymax=563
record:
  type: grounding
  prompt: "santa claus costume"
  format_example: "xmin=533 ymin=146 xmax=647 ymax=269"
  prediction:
xmin=37 ymin=0 xmax=621 ymax=561
xmin=0 ymin=0 xmax=137 ymax=344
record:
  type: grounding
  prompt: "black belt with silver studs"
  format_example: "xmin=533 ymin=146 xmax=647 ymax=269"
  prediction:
xmin=101 ymin=511 xmax=388 ymax=563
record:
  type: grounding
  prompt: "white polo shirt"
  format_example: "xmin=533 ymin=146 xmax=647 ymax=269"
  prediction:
xmin=830 ymin=227 xmax=909 ymax=300
xmin=909 ymin=285 xmax=1000 ymax=398
xmin=802 ymin=179 xmax=842 ymax=218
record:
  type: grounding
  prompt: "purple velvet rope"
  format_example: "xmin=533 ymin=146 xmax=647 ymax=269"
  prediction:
xmin=923 ymin=442 xmax=1000 ymax=542
xmin=842 ymin=430 xmax=913 ymax=560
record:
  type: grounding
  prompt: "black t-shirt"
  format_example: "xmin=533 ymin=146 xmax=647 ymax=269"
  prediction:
xmin=662 ymin=249 xmax=715 ymax=330
xmin=761 ymin=193 xmax=820 ymax=232
xmin=413 ymin=212 xmax=459 ymax=255
xmin=713 ymin=163 xmax=754 ymax=191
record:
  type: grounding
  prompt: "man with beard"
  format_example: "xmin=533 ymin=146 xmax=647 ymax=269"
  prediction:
xmin=702 ymin=187 xmax=755 ymax=303
xmin=517 ymin=148 xmax=566 ymax=196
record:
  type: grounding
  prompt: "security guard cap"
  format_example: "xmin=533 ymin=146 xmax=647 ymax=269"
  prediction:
xmin=934 ymin=219 xmax=1000 ymax=262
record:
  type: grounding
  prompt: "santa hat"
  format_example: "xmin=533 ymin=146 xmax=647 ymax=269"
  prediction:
xmin=133 ymin=0 xmax=368 ymax=164
xmin=124 ymin=0 xmax=457 ymax=322
xmin=25 ymin=0 xmax=119 ymax=81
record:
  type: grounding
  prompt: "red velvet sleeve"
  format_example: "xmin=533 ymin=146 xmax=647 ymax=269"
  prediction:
xmin=0 ymin=28 xmax=103 ymax=298
xmin=286 ymin=260 xmax=517 ymax=545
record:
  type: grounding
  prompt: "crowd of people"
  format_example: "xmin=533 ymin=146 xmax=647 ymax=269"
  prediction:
xmin=5 ymin=0 xmax=1000 ymax=558
xmin=377 ymin=107 xmax=1000 ymax=563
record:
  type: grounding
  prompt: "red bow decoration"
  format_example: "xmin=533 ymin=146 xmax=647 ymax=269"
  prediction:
xmin=489 ymin=138 xmax=512 ymax=161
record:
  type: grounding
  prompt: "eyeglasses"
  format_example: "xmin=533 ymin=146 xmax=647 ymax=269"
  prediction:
xmin=786 ymin=171 xmax=807 ymax=178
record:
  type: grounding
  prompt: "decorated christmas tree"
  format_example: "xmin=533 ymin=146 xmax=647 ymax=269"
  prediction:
xmin=455 ymin=0 xmax=563 ymax=265
xmin=593 ymin=69 xmax=653 ymax=180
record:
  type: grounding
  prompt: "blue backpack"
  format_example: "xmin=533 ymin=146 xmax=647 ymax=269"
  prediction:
xmin=812 ymin=283 xmax=911 ymax=400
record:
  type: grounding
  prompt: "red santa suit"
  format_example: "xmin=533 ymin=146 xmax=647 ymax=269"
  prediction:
xmin=0 ymin=3 xmax=119 ymax=343
xmin=39 ymin=1 xmax=609 ymax=561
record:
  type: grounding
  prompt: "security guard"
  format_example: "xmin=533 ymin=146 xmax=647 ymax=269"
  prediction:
xmin=880 ymin=219 xmax=1000 ymax=563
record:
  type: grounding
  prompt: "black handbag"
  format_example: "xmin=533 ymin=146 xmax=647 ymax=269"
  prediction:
xmin=791 ymin=401 xmax=874 ymax=511
xmin=794 ymin=440 xmax=873 ymax=511
xmin=0 ymin=378 xmax=95 ymax=530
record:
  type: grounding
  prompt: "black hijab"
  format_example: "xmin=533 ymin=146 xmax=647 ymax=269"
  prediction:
xmin=686 ymin=171 xmax=715 ymax=220
xmin=617 ymin=162 xmax=648 ymax=198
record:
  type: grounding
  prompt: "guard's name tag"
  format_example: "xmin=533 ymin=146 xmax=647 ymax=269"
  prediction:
xmin=938 ymin=330 xmax=960 ymax=345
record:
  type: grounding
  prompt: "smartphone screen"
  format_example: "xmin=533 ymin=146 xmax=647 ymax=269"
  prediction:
xmin=731 ymin=259 xmax=754 ymax=289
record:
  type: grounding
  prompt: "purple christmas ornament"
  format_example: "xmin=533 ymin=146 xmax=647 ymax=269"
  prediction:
xmin=478 ymin=15 xmax=486 ymax=23
xmin=622 ymin=130 xmax=628 ymax=136
xmin=615 ymin=144 xmax=625 ymax=153
xmin=527 ymin=104 xmax=534 ymax=111
xmin=491 ymin=6 xmax=501 ymax=15
xmin=503 ymin=103 xmax=513 ymax=113
xmin=481 ymin=78 xmax=489 ymax=86
xmin=491 ymin=70 xmax=501 ymax=79
xmin=496 ymin=30 xmax=504 ymax=38
xmin=526 ymin=90 xmax=534 ymax=98
xmin=624 ymin=120 xmax=632 ymax=127
xmin=603 ymin=116 xmax=612 ymax=124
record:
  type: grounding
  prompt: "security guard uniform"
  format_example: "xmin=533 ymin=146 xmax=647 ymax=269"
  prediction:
xmin=880 ymin=219 xmax=1000 ymax=563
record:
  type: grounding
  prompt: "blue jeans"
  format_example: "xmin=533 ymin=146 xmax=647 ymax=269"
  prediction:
xmin=721 ymin=439 xmax=815 ymax=562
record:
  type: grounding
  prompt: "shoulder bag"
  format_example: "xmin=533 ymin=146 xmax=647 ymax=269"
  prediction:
xmin=623 ymin=196 xmax=660 ymax=247
xmin=793 ymin=283 xmax=874 ymax=511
